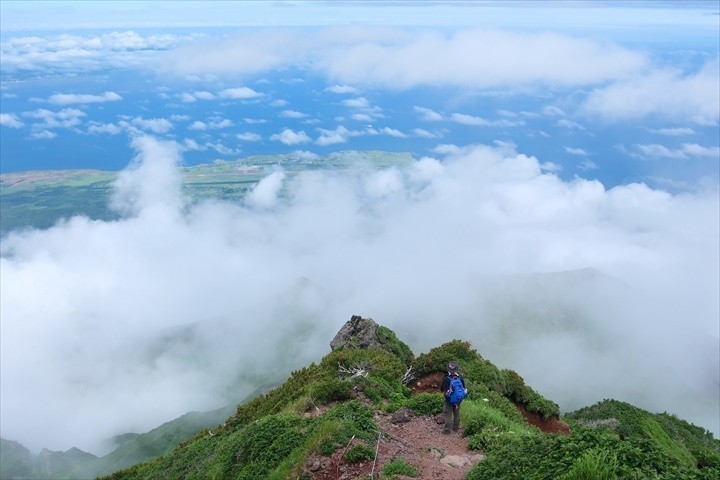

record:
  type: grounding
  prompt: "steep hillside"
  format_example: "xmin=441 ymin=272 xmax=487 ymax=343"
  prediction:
xmin=101 ymin=315 xmax=719 ymax=480
xmin=0 ymin=405 xmax=235 ymax=480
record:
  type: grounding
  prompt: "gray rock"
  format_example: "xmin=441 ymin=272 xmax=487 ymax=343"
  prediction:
xmin=390 ymin=407 xmax=414 ymax=424
xmin=330 ymin=315 xmax=383 ymax=351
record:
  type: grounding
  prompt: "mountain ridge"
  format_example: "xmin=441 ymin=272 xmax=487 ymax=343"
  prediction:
xmin=98 ymin=316 xmax=719 ymax=480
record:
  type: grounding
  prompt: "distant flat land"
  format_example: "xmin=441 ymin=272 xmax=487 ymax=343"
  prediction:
xmin=0 ymin=151 xmax=414 ymax=235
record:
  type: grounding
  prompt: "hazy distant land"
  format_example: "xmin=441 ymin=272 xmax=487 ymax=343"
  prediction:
xmin=0 ymin=151 xmax=413 ymax=235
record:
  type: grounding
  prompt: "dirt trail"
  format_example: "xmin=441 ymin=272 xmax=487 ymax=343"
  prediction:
xmin=305 ymin=371 xmax=569 ymax=479
xmin=308 ymin=412 xmax=482 ymax=480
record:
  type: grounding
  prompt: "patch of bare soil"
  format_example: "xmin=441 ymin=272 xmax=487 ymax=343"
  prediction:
xmin=306 ymin=412 xmax=483 ymax=480
xmin=409 ymin=371 xmax=445 ymax=394
xmin=514 ymin=402 xmax=570 ymax=435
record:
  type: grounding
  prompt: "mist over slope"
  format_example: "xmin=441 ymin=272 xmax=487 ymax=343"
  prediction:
xmin=0 ymin=136 xmax=717 ymax=453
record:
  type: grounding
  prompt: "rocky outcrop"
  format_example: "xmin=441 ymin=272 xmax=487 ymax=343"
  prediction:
xmin=330 ymin=315 xmax=383 ymax=351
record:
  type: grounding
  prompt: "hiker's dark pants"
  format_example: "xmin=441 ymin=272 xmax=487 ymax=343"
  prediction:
xmin=443 ymin=400 xmax=460 ymax=430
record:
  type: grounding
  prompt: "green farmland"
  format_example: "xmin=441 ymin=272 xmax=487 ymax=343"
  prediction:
xmin=0 ymin=151 xmax=414 ymax=235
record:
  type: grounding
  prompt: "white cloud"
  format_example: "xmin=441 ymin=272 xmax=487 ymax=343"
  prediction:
xmin=1 ymin=31 xmax=199 ymax=78
xmin=246 ymin=170 xmax=285 ymax=209
xmin=318 ymin=28 xmax=647 ymax=89
xmin=634 ymin=143 xmax=720 ymax=160
xmin=165 ymin=28 xmax=646 ymax=89
xmin=182 ymin=138 xmax=204 ymax=151
xmin=412 ymin=128 xmax=441 ymax=139
xmin=243 ymin=118 xmax=267 ymax=124
xmin=542 ymin=105 xmax=566 ymax=117
xmin=557 ymin=119 xmax=585 ymax=130
xmin=47 ymin=91 xmax=122 ymax=105
xmin=270 ymin=99 xmax=288 ymax=107
xmin=218 ymin=87 xmax=263 ymax=99
xmin=325 ymin=84 xmax=358 ymax=94
xmin=565 ymin=147 xmax=588 ymax=156
xmin=2 ymin=138 xmax=717 ymax=455
xmin=315 ymin=125 xmax=377 ymax=146
xmin=121 ymin=116 xmax=173 ymax=134
xmin=541 ymin=161 xmax=562 ymax=173
xmin=380 ymin=127 xmax=407 ymax=138
xmin=23 ymin=108 xmax=86 ymax=129
xmin=289 ymin=150 xmax=319 ymax=161
xmin=189 ymin=121 xmax=207 ymax=130
xmin=87 ymin=122 xmax=122 ymax=135
xmin=270 ymin=128 xmax=310 ymax=145
xmin=206 ymin=142 xmax=240 ymax=156
xmin=578 ymin=159 xmax=598 ymax=171
xmin=189 ymin=118 xmax=233 ymax=130
xmin=582 ymin=59 xmax=720 ymax=123
xmin=0 ymin=113 xmax=24 ymax=128
xmin=28 ymin=129 xmax=56 ymax=140
xmin=342 ymin=97 xmax=370 ymax=108
xmin=681 ymin=144 xmax=720 ymax=158
xmin=316 ymin=126 xmax=350 ymax=146
xmin=280 ymin=110 xmax=308 ymax=119
xmin=414 ymin=106 xmax=444 ymax=121
xmin=646 ymin=127 xmax=696 ymax=136
xmin=180 ymin=91 xmax=216 ymax=102
xmin=451 ymin=112 xmax=524 ymax=127
xmin=350 ymin=113 xmax=373 ymax=123
xmin=236 ymin=132 xmax=261 ymax=142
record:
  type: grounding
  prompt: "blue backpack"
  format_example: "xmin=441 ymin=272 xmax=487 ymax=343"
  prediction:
xmin=445 ymin=375 xmax=466 ymax=406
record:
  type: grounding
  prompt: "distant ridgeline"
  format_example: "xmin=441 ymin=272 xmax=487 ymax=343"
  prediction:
xmin=4 ymin=316 xmax=715 ymax=480
xmin=0 ymin=151 xmax=414 ymax=235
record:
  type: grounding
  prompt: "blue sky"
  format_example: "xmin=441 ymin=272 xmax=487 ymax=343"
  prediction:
xmin=1 ymin=0 xmax=718 ymax=190
xmin=1 ymin=1 xmax=719 ymax=454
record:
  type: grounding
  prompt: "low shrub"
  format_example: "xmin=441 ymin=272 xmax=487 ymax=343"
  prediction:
xmin=321 ymin=348 xmax=406 ymax=384
xmin=466 ymin=426 xmax=717 ymax=480
xmin=376 ymin=325 xmax=415 ymax=365
xmin=311 ymin=378 xmax=353 ymax=404
xmin=345 ymin=444 xmax=375 ymax=463
xmin=404 ymin=393 xmax=444 ymax=416
xmin=558 ymin=448 xmax=618 ymax=480
xmin=322 ymin=400 xmax=377 ymax=440
xmin=461 ymin=400 xmax=535 ymax=438
xmin=382 ymin=458 xmax=418 ymax=477
xmin=411 ymin=340 xmax=504 ymax=393
xmin=467 ymin=428 xmax=524 ymax=452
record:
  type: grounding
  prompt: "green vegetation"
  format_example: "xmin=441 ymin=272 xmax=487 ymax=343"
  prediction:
xmin=344 ymin=444 xmax=375 ymax=463
xmin=467 ymin=426 xmax=719 ymax=480
xmin=0 ymin=151 xmax=414 ymax=235
xmin=403 ymin=392 xmax=444 ymax=416
xmin=411 ymin=339 xmax=559 ymax=419
xmin=5 ymin=320 xmax=709 ymax=480
xmin=564 ymin=399 xmax=720 ymax=472
xmin=376 ymin=325 xmax=415 ymax=366
xmin=465 ymin=399 xmax=720 ymax=479
xmin=382 ymin=458 xmax=418 ymax=477
xmin=0 ymin=405 xmax=235 ymax=480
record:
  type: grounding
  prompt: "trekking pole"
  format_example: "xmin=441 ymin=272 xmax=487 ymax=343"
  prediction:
xmin=370 ymin=430 xmax=381 ymax=479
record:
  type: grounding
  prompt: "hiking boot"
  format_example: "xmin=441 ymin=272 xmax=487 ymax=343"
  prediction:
xmin=452 ymin=425 xmax=459 ymax=432
xmin=443 ymin=428 xmax=451 ymax=434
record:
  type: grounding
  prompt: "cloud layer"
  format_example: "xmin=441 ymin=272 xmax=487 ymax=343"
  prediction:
xmin=1 ymin=137 xmax=718 ymax=453
xmin=162 ymin=28 xmax=648 ymax=89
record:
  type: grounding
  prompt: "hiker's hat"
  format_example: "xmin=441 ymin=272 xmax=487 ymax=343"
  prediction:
xmin=447 ymin=361 xmax=459 ymax=374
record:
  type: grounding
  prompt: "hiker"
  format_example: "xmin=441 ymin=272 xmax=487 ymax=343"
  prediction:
xmin=440 ymin=360 xmax=467 ymax=433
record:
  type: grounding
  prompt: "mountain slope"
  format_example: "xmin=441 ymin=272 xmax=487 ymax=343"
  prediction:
xmin=101 ymin=315 xmax=716 ymax=479
xmin=0 ymin=405 xmax=235 ymax=480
